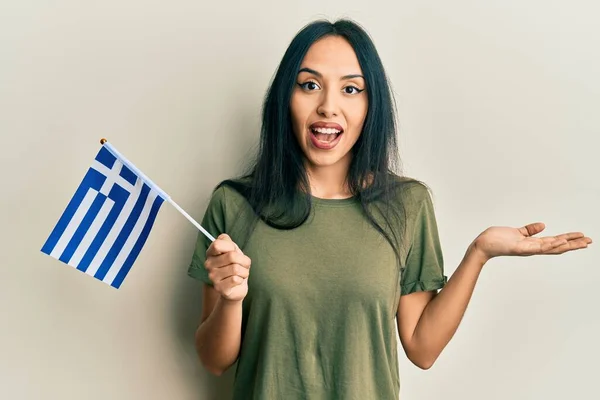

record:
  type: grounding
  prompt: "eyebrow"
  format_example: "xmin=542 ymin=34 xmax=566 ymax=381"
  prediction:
xmin=298 ymin=67 xmax=364 ymax=81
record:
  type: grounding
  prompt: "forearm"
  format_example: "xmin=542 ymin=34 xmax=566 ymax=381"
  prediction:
xmin=195 ymin=297 xmax=243 ymax=375
xmin=410 ymin=242 xmax=488 ymax=367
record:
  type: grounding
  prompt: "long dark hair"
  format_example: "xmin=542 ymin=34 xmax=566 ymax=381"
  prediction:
xmin=218 ymin=18 xmax=427 ymax=271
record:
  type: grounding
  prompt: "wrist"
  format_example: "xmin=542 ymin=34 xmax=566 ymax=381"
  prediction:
xmin=467 ymin=240 xmax=491 ymax=267
xmin=218 ymin=296 xmax=244 ymax=308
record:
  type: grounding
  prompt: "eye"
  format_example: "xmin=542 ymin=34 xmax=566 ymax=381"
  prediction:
xmin=298 ymin=81 xmax=321 ymax=91
xmin=343 ymin=85 xmax=364 ymax=95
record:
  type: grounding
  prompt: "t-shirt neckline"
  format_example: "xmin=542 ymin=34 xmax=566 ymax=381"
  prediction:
xmin=310 ymin=195 xmax=358 ymax=207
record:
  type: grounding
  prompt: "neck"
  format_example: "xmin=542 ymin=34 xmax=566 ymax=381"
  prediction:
xmin=304 ymin=157 xmax=353 ymax=199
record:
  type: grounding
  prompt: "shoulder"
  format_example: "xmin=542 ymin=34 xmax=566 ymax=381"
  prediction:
xmin=208 ymin=176 xmax=252 ymax=206
xmin=386 ymin=173 xmax=433 ymax=208
xmin=209 ymin=177 xmax=256 ymax=221
xmin=199 ymin=178 xmax=249 ymax=223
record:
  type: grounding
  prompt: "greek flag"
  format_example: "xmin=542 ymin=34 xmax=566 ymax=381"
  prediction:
xmin=41 ymin=142 xmax=168 ymax=289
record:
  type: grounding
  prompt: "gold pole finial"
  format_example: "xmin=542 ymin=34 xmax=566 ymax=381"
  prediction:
xmin=100 ymin=138 xmax=107 ymax=145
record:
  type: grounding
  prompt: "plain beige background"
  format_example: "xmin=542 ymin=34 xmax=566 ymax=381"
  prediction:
xmin=1 ymin=1 xmax=598 ymax=399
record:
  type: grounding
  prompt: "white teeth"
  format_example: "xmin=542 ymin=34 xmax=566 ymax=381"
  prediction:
xmin=312 ymin=127 xmax=341 ymax=134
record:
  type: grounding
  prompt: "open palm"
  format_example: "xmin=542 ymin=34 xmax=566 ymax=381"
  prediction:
xmin=474 ymin=222 xmax=592 ymax=261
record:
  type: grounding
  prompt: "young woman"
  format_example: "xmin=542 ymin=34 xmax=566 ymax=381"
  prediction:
xmin=187 ymin=19 xmax=592 ymax=399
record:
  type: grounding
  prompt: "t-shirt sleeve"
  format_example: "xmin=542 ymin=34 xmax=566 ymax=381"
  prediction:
xmin=187 ymin=186 xmax=227 ymax=285
xmin=400 ymin=186 xmax=448 ymax=295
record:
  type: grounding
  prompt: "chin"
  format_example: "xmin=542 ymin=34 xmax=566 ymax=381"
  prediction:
xmin=305 ymin=150 xmax=350 ymax=168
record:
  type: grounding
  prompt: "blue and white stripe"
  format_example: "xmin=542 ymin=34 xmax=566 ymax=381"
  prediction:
xmin=41 ymin=144 xmax=166 ymax=288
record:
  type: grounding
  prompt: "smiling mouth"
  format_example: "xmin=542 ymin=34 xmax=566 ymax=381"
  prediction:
xmin=308 ymin=126 xmax=344 ymax=150
xmin=310 ymin=126 xmax=343 ymax=143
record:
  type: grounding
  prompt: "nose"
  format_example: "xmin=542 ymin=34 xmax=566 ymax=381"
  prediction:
xmin=317 ymin=88 xmax=339 ymax=118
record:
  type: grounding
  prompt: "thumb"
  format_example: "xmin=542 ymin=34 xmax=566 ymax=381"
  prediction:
xmin=217 ymin=233 xmax=231 ymax=241
xmin=217 ymin=233 xmax=242 ymax=254
xmin=519 ymin=222 xmax=546 ymax=237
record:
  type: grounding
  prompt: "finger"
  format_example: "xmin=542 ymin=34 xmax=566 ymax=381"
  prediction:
xmin=538 ymin=239 xmax=567 ymax=253
xmin=553 ymin=232 xmax=585 ymax=241
xmin=206 ymin=251 xmax=251 ymax=270
xmin=566 ymin=237 xmax=592 ymax=249
xmin=218 ymin=233 xmax=231 ymax=241
xmin=542 ymin=237 xmax=590 ymax=254
xmin=518 ymin=222 xmax=545 ymax=237
xmin=539 ymin=236 xmax=569 ymax=245
xmin=206 ymin=235 xmax=237 ymax=257
xmin=550 ymin=238 xmax=568 ymax=249
xmin=209 ymin=263 xmax=250 ymax=284
xmin=538 ymin=232 xmax=587 ymax=245
xmin=537 ymin=233 xmax=586 ymax=250
xmin=224 ymin=264 xmax=250 ymax=280
xmin=207 ymin=258 xmax=251 ymax=281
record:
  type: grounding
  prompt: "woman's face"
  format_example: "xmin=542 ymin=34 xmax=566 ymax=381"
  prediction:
xmin=290 ymin=35 xmax=368 ymax=170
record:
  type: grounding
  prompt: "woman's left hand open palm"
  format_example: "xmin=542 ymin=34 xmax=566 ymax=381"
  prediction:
xmin=474 ymin=222 xmax=592 ymax=261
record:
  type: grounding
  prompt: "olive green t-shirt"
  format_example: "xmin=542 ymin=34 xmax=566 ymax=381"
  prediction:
xmin=188 ymin=181 xmax=447 ymax=399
